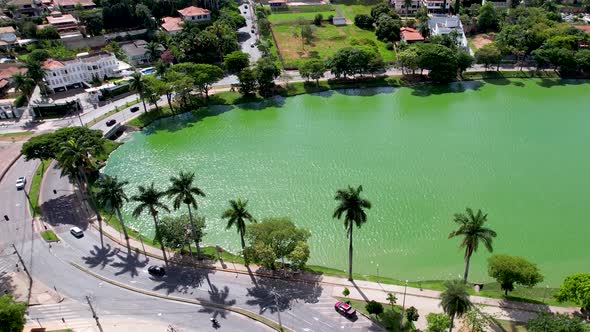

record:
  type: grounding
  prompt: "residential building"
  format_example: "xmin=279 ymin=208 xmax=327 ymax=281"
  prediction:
xmin=6 ymin=0 xmax=46 ymax=17
xmin=332 ymin=16 xmax=346 ymax=26
xmin=482 ymin=0 xmax=508 ymax=8
xmin=400 ymin=27 xmax=424 ymax=43
xmin=391 ymin=0 xmax=422 ymax=15
xmin=177 ymin=6 xmax=211 ymax=22
xmin=421 ymin=0 xmax=449 ymax=13
xmin=45 ymin=12 xmax=80 ymax=36
xmin=42 ymin=51 xmax=121 ymax=92
xmin=0 ymin=63 xmax=26 ymax=94
xmin=52 ymin=0 xmax=96 ymax=11
xmin=269 ymin=0 xmax=288 ymax=9
xmin=0 ymin=27 xmax=18 ymax=49
xmin=428 ymin=15 xmax=469 ymax=51
xmin=161 ymin=5 xmax=211 ymax=34
xmin=121 ymin=40 xmax=164 ymax=66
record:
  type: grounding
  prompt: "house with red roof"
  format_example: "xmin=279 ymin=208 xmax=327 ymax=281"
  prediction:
xmin=161 ymin=5 xmax=211 ymax=34
xmin=400 ymin=27 xmax=424 ymax=43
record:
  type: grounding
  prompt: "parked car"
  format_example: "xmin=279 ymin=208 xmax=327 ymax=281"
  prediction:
xmin=334 ymin=301 xmax=356 ymax=318
xmin=70 ymin=227 xmax=84 ymax=238
xmin=130 ymin=106 xmax=140 ymax=113
xmin=244 ymin=4 xmax=248 ymax=8
xmin=106 ymin=119 xmax=117 ymax=126
xmin=250 ymin=43 xmax=255 ymax=48
xmin=15 ymin=177 xmax=26 ymax=190
xmin=148 ymin=265 xmax=166 ymax=277
xmin=251 ymin=29 xmax=255 ymax=34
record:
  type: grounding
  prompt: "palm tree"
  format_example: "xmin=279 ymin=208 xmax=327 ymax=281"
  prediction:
xmin=448 ymin=208 xmax=497 ymax=283
xmin=404 ymin=0 xmax=412 ymax=19
xmin=144 ymin=41 xmax=162 ymax=62
xmin=166 ymin=171 xmax=206 ymax=259
xmin=221 ymin=199 xmax=256 ymax=251
xmin=129 ymin=72 xmax=148 ymax=113
xmin=440 ymin=280 xmax=472 ymax=332
xmin=96 ymin=175 xmax=130 ymax=249
xmin=386 ymin=293 xmax=397 ymax=311
xmin=12 ymin=72 xmax=35 ymax=102
xmin=332 ymin=185 xmax=371 ymax=281
xmin=131 ymin=183 xmax=170 ymax=264
xmin=24 ymin=59 xmax=47 ymax=95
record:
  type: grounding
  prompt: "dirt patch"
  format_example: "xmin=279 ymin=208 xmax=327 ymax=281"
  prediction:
xmin=471 ymin=33 xmax=495 ymax=49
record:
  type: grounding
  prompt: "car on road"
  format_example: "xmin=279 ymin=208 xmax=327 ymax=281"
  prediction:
xmin=251 ymin=29 xmax=255 ymax=34
xmin=243 ymin=11 xmax=247 ymax=14
xmin=148 ymin=265 xmax=166 ymax=277
xmin=15 ymin=177 xmax=26 ymax=190
xmin=334 ymin=301 xmax=356 ymax=318
xmin=106 ymin=119 xmax=117 ymax=126
xmin=130 ymin=106 xmax=140 ymax=113
xmin=70 ymin=227 xmax=84 ymax=238
xmin=244 ymin=4 xmax=248 ymax=8
xmin=250 ymin=43 xmax=255 ymax=48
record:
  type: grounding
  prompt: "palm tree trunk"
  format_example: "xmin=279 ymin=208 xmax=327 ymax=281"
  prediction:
xmin=141 ymin=96 xmax=148 ymax=113
xmin=348 ymin=225 xmax=353 ymax=281
xmin=116 ymin=207 xmax=131 ymax=250
xmin=186 ymin=203 xmax=201 ymax=260
xmin=240 ymin=231 xmax=246 ymax=250
xmin=166 ymin=92 xmax=174 ymax=114
xmin=463 ymin=252 xmax=471 ymax=283
xmin=449 ymin=312 xmax=455 ymax=332
xmin=152 ymin=214 xmax=168 ymax=265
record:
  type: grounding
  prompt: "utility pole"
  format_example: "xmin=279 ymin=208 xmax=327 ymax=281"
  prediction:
xmin=12 ymin=244 xmax=32 ymax=304
xmin=272 ymin=289 xmax=283 ymax=332
xmin=85 ymin=295 xmax=104 ymax=332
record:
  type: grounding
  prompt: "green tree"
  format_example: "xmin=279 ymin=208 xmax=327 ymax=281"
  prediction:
xmin=129 ymin=72 xmax=148 ymax=113
xmin=80 ymin=10 xmax=103 ymax=36
xmin=426 ymin=313 xmax=450 ymax=332
xmin=487 ymin=254 xmax=544 ymax=295
xmin=313 ymin=13 xmax=323 ymax=26
xmin=144 ymin=41 xmax=162 ymax=62
xmin=20 ymin=133 xmax=54 ymax=165
xmin=575 ymin=49 xmax=590 ymax=73
xmin=28 ymin=49 xmax=50 ymax=62
xmin=165 ymin=70 xmax=193 ymax=111
xmin=159 ymin=214 xmax=191 ymax=251
xmin=448 ymin=208 xmax=497 ymax=282
xmin=555 ymin=273 xmax=590 ymax=310
xmin=166 ymin=171 xmax=206 ymax=259
xmin=477 ymin=2 xmax=498 ymax=32
xmin=333 ymin=185 xmax=371 ymax=281
xmin=371 ymin=2 xmax=395 ymax=21
xmin=406 ymin=306 xmax=419 ymax=323
xmin=95 ymin=175 xmax=130 ymax=248
xmin=142 ymin=76 xmax=164 ymax=112
xmin=375 ymin=15 xmax=401 ymax=42
xmin=343 ymin=287 xmax=350 ymax=298
xmin=221 ymin=199 xmax=256 ymax=251
xmin=354 ymin=14 xmax=374 ymax=30
xmin=527 ymin=313 xmax=587 ymax=332
xmin=36 ymin=26 xmax=60 ymax=40
xmin=456 ymin=51 xmax=474 ymax=78
xmin=288 ymin=240 xmax=310 ymax=270
xmin=299 ymin=59 xmax=325 ymax=85
xmin=475 ymin=43 xmax=502 ymax=70
xmin=254 ymin=58 xmax=280 ymax=97
xmin=12 ymin=72 xmax=35 ymax=102
xmin=191 ymin=64 xmax=224 ymax=101
xmin=223 ymin=51 xmax=250 ymax=74
xmin=0 ymin=294 xmax=26 ymax=332
xmin=131 ymin=183 xmax=170 ymax=264
xmin=245 ymin=217 xmax=311 ymax=270
xmin=397 ymin=47 xmax=420 ymax=75
xmin=103 ymin=40 xmax=125 ymax=60
xmin=365 ymin=300 xmax=384 ymax=316
xmin=441 ymin=280 xmax=472 ymax=332
xmin=386 ymin=293 xmax=397 ymax=310
xmin=300 ymin=24 xmax=315 ymax=47
xmin=463 ymin=307 xmax=491 ymax=332
xmin=416 ymin=43 xmax=458 ymax=83
xmin=237 ymin=67 xmax=257 ymax=96
xmin=24 ymin=59 xmax=45 ymax=85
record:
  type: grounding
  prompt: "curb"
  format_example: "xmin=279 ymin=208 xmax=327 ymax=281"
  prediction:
xmin=69 ymin=262 xmax=291 ymax=332
xmin=0 ymin=152 xmax=22 ymax=183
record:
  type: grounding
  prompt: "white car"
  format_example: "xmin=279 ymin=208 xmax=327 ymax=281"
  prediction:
xmin=70 ymin=227 xmax=84 ymax=238
xmin=16 ymin=177 xmax=26 ymax=190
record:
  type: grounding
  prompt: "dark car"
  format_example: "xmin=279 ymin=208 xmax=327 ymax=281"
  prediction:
xmin=148 ymin=265 xmax=165 ymax=277
xmin=130 ymin=106 xmax=140 ymax=113
xmin=334 ymin=301 xmax=356 ymax=318
xmin=251 ymin=29 xmax=255 ymax=34
xmin=106 ymin=119 xmax=117 ymax=126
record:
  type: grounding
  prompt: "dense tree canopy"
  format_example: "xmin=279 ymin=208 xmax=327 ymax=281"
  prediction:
xmin=527 ymin=313 xmax=588 ymax=332
xmin=326 ymin=46 xmax=384 ymax=78
xmin=21 ymin=127 xmax=104 ymax=162
xmin=0 ymin=295 xmax=26 ymax=332
xmin=487 ymin=254 xmax=544 ymax=295
xmin=555 ymin=273 xmax=590 ymax=310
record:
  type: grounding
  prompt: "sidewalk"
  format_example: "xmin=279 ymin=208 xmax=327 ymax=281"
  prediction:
xmin=25 ymin=318 xmax=179 ymax=332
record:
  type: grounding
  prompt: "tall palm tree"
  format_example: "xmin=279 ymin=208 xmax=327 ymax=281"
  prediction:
xmin=221 ymin=199 xmax=256 ymax=251
xmin=129 ymin=72 xmax=148 ymax=113
xmin=24 ymin=59 xmax=47 ymax=95
xmin=166 ymin=171 xmax=206 ymax=259
xmin=404 ymin=0 xmax=412 ymax=19
xmin=144 ymin=42 xmax=162 ymax=62
xmin=12 ymin=72 xmax=35 ymax=102
xmin=440 ymin=280 xmax=472 ymax=332
xmin=449 ymin=208 xmax=497 ymax=283
xmin=131 ymin=183 xmax=170 ymax=264
xmin=332 ymin=185 xmax=371 ymax=281
xmin=96 ymin=175 xmax=130 ymax=249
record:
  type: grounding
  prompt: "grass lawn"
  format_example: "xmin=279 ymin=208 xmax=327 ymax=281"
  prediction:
xmin=40 ymin=230 xmax=58 ymax=242
xmin=0 ymin=131 xmax=34 ymax=138
xmin=94 ymin=140 xmax=121 ymax=163
xmin=28 ymin=160 xmax=50 ymax=216
xmin=272 ymin=23 xmax=395 ymax=68
xmin=337 ymin=297 xmax=414 ymax=332
xmin=336 ymin=4 xmax=371 ymax=19
xmin=494 ymin=319 xmax=528 ymax=332
xmin=268 ymin=11 xmax=336 ymax=24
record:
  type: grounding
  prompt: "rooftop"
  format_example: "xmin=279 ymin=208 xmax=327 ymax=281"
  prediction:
xmin=0 ymin=63 xmax=26 ymax=80
xmin=121 ymin=40 xmax=156 ymax=57
xmin=0 ymin=27 xmax=15 ymax=34
xmin=428 ymin=15 xmax=463 ymax=31
xmin=400 ymin=27 xmax=424 ymax=41
xmin=46 ymin=13 xmax=78 ymax=25
xmin=177 ymin=5 xmax=210 ymax=17
xmin=161 ymin=16 xmax=183 ymax=32
xmin=54 ymin=0 xmax=95 ymax=6
xmin=42 ymin=51 xmax=114 ymax=69
xmin=575 ymin=25 xmax=590 ymax=33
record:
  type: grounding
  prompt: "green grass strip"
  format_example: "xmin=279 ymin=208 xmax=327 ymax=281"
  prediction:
xmin=28 ymin=160 xmax=50 ymax=216
xmin=0 ymin=131 xmax=34 ymax=138
xmin=40 ymin=230 xmax=59 ymax=242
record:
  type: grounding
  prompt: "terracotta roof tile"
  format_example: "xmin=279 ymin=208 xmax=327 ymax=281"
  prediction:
xmin=177 ymin=6 xmax=210 ymax=17
xmin=161 ymin=16 xmax=183 ymax=32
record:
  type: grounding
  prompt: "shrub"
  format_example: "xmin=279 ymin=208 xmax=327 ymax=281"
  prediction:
xmin=313 ymin=13 xmax=323 ymax=26
xmin=426 ymin=313 xmax=450 ymax=332
xmin=354 ymin=14 xmax=374 ymax=29
xmin=406 ymin=306 xmax=419 ymax=322
xmin=365 ymin=300 xmax=384 ymax=316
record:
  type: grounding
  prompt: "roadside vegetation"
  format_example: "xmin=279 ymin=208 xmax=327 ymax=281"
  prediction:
xmin=40 ymin=230 xmax=59 ymax=242
xmin=28 ymin=160 xmax=50 ymax=216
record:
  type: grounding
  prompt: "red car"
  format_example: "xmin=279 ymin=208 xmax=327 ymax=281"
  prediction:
xmin=334 ymin=301 xmax=356 ymax=318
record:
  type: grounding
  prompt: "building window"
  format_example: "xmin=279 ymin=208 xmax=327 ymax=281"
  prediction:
xmin=52 ymin=72 xmax=56 ymax=76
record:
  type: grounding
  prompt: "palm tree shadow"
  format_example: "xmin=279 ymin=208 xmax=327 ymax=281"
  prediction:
xmin=198 ymin=285 xmax=237 ymax=319
xmin=151 ymin=264 xmax=215 ymax=295
xmin=351 ymin=280 xmax=370 ymax=302
xmin=82 ymin=244 xmax=119 ymax=269
xmin=110 ymin=249 xmax=148 ymax=277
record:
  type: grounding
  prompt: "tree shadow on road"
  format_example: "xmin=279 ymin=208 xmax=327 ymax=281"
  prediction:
xmin=151 ymin=263 xmax=216 ymax=295
xmin=496 ymin=297 xmax=549 ymax=323
xmin=110 ymin=249 xmax=148 ymax=278
xmin=245 ymin=273 xmax=323 ymax=314
xmin=0 ymin=272 xmax=16 ymax=296
xmin=41 ymin=193 xmax=90 ymax=230
xmin=198 ymin=284 xmax=237 ymax=320
xmin=82 ymin=244 xmax=119 ymax=270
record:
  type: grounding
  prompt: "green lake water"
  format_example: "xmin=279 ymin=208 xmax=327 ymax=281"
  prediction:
xmin=103 ymin=79 xmax=590 ymax=285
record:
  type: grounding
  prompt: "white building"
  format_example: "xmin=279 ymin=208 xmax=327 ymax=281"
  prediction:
xmin=391 ymin=0 xmax=422 ymax=15
xmin=422 ymin=0 xmax=449 ymax=13
xmin=43 ymin=51 xmax=121 ymax=92
xmin=428 ymin=15 xmax=469 ymax=51
xmin=177 ymin=6 xmax=211 ymax=22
